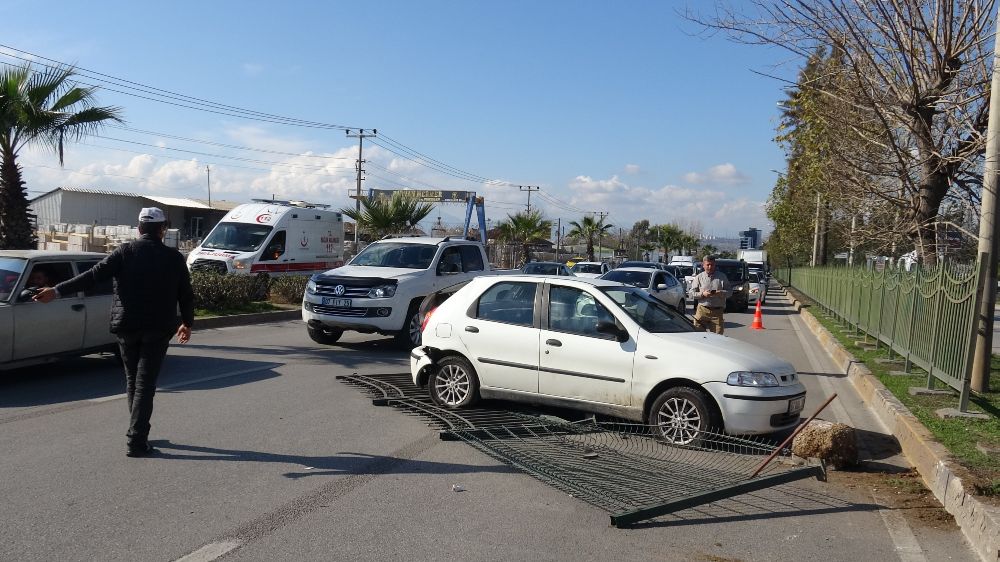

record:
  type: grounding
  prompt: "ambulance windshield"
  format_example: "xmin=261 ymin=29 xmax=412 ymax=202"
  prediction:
xmin=202 ymin=222 xmax=274 ymax=252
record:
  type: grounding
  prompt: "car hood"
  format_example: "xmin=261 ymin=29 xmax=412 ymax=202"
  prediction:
xmin=321 ymin=264 xmax=427 ymax=279
xmin=647 ymin=331 xmax=796 ymax=380
xmin=573 ymin=273 xmax=602 ymax=278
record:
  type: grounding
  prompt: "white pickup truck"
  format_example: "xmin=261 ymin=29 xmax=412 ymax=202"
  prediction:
xmin=302 ymin=236 xmax=503 ymax=348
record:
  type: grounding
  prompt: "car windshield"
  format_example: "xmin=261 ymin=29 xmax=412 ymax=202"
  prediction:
xmin=202 ymin=222 xmax=274 ymax=252
xmin=350 ymin=242 xmax=436 ymax=269
xmin=523 ymin=263 xmax=560 ymax=275
xmin=602 ymin=270 xmax=651 ymax=288
xmin=601 ymin=287 xmax=692 ymax=333
xmin=716 ymin=262 xmax=747 ymax=284
xmin=0 ymin=257 xmax=27 ymax=303
xmin=675 ymin=266 xmax=695 ymax=277
xmin=571 ymin=263 xmax=603 ymax=274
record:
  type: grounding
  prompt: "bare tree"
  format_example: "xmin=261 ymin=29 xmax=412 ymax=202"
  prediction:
xmin=690 ymin=0 xmax=994 ymax=265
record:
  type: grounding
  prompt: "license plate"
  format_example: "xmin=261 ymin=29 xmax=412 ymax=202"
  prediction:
xmin=788 ymin=395 xmax=806 ymax=413
xmin=322 ymin=297 xmax=351 ymax=308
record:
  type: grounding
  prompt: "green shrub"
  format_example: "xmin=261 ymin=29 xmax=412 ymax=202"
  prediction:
xmin=270 ymin=275 xmax=311 ymax=304
xmin=191 ymin=272 xmax=270 ymax=310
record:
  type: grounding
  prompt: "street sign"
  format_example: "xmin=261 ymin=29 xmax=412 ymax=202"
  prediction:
xmin=368 ymin=189 xmax=471 ymax=203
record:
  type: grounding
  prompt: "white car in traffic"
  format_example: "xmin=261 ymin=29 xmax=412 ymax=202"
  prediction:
xmin=570 ymin=261 xmax=609 ymax=278
xmin=599 ymin=267 xmax=685 ymax=311
xmin=411 ymin=276 xmax=806 ymax=445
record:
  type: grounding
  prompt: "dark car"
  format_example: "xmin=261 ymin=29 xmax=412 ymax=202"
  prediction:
xmin=714 ymin=258 xmax=749 ymax=312
xmin=520 ymin=261 xmax=574 ymax=276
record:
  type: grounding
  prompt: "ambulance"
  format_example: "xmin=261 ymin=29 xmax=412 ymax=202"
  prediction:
xmin=187 ymin=200 xmax=344 ymax=276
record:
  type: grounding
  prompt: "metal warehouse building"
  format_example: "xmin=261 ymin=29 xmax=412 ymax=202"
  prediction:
xmin=29 ymin=187 xmax=236 ymax=240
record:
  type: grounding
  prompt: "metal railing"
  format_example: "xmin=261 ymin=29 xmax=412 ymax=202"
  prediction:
xmin=777 ymin=255 xmax=986 ymax=411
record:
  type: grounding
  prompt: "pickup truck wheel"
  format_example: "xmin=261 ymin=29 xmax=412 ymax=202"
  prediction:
xmin=394 ymin=305 xmax=422 ymax=349
xmin=308 ymin=325 xmax=343 ymax=345
xmin=649 ymin=387 xmax=719 ymax=447
xmin=429 ymin=356 xmax=480 ymax=409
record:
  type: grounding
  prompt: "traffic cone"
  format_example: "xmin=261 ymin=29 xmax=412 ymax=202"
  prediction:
xmin=750 ymin=298 xmax=766 ymax=330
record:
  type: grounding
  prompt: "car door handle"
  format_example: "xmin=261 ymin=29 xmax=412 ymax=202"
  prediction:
xmin=465 ymin=326 xmax=479 ymax=333
xmin=545 ymin=339 xmax=562 ymax=347
xmin=71 ymin=304 xmax=85 ymax=311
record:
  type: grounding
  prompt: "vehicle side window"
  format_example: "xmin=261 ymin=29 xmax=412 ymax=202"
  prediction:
xmin=549 ymin=286 xmax=614 ymax=338
xmin=653 ymin=272 xmax=664 ymax=287
xmin=21 ymin=262 xmax=74 ymax=300
xmin=438 ymin=247 xmax=463 ymax=275
xmin=475 ymin=281 xmax=537 ymax=326
xmin=458 ymin=245 xmax=484 ymax=272
xmin=260 ymin=230 xmax=286 ymax=262
xmin=78 ymin=260 xmax=114 ymax=296
xmin=664 ymin=274 xmax=678 ymax=288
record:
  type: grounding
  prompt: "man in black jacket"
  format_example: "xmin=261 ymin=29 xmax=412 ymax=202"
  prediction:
xmin=35 ymin=207 xmax=194 ymax=457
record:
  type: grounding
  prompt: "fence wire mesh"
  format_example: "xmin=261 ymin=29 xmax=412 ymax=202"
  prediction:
xmin=337 ymin=373 xmax=824 ymax=526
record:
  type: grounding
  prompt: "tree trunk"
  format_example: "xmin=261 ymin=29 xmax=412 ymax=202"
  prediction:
xmin=0 ymin=149 xmax=37 ymax=250
xmin=586 ymin=237 xmax=595 ymax=262
xmin=909 ymin=172 xmax=950 ymax=267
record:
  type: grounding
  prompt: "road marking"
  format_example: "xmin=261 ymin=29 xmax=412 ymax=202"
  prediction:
xmin=88 ymin=364 xmax=281 ymax=403
xmin=173 ymin=540 xmax=242 ymax=562
xmin=873 ymin=493 xmax=928 ymax=562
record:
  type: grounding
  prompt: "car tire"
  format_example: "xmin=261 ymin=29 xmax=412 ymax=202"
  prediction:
xmin=429 ymin=355 xmax=480 ymax=409
xmin=308 ymin=325 xmax=344 ymax=345
xmin=394 ymin=303 xmax=422 ymax=349
xmin=649 ymin=387 xmax=719 ymax=447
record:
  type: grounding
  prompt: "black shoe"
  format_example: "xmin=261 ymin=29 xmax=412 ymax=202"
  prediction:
xmin=126 ymin=443 xmax=155 ymax=457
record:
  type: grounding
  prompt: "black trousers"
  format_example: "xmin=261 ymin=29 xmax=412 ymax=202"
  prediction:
xmin=117 ymin=330 xmax=173 ymax=448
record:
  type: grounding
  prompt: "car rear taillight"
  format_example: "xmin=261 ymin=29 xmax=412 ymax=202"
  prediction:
xmin=420 ymin=308 xmax=436 ymax=332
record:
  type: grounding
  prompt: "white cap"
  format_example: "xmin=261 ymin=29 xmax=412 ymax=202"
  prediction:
xmin=138 ymin=207 xmax=166 ymax=223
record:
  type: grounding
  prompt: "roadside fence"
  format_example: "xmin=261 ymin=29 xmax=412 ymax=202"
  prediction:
xmin=776 ymin=255 xmax=986 ymax=411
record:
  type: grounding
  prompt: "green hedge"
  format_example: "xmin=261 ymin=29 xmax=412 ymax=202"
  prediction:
xmin=190 ymin=272 xmax=310 ymax=310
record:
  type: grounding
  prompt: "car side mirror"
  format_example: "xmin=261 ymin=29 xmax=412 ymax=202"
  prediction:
xmin=655 ymin=284 xmax=667 ymax=291
xmin=18 ymin=288 xmax=38 ymax=302
xmin=596 ymin=321 xmax=628 ymax=342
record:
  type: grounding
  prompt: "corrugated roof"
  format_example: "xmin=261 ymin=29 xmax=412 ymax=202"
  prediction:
xmin=144 ymin=195 xmax=211 ymax=209
xmin=56 ymin=186 xmax=140 ymax=197
xmin=34 ymin=187 xmax=233 ymax=211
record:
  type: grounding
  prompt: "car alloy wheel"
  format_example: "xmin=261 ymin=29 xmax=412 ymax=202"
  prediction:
xmin=429 ymin=356 xmax=479 ymax=409
xmin=650 ymin=387 xmax=717 ymax=446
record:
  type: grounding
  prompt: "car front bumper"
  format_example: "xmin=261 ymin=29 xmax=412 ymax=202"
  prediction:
xmin=703 ymin=382 xmax=806 ymax=434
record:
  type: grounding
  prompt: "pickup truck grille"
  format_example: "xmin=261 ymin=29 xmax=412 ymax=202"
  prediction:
xmin=311 ymin=304 xmax=377 ymax=317
xmin=314 ymin=285 xmax=372 ymax=298
xmin=313 ymin=276 xmax=396 ymax=299
xmin=190 ymin=259 xmax=228 ymax=274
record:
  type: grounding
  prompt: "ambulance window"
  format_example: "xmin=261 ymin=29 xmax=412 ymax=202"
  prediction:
xmin=261 ymin=231 xmax=286 ymax=261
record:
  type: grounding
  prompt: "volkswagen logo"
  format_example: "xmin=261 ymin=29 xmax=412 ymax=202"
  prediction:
xmin=333 ymin=285 xmax=346 ymax=296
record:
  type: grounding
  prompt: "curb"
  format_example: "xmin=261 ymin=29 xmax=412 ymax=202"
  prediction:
xmin=194 ymin=309 xmax=302 ymax=330
xmin=780 ymin=284 xmax=1000 ymax=562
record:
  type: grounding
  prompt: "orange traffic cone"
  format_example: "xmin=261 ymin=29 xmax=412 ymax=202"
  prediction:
xmin=750 ymin=298 xmax=766 ymax=330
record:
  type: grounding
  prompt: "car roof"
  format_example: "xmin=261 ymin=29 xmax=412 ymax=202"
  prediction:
xmin=483 ymin=274 xmax=621 ymax=288
xmin=606 ymin=267 xmax=658 ymax=273
xmin=573 ymin=261 xmax=603 ymax=266
xmin=523 ymin=261 xmax=564 ymax=266
xmin=374 ymin=236 xmax=476 ymax=245
xmin=0 ymin=250 xmax=106 ymax=259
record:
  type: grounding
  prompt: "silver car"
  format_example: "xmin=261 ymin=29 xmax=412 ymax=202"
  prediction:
xmin=600 ymin=267 xmax=686 ymax=311
xmin=0 ymin=250 xmax=117 ymax=370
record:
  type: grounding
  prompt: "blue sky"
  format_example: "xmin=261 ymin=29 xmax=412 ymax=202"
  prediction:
xmin=3 ymin=0 xmax=795 ymax=237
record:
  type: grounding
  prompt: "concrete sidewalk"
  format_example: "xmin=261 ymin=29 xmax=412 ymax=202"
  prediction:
xmin=762 ymin=284 xmax=1000 ymax=562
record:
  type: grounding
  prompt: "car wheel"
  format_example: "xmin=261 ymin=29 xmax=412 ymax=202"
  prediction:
xmin=394 ymin=303 xmax=422 ymax=349
xmin=649 ymin=387 xmax=719 ymax=447
xmin=308 ymin=325 xmax=344 ymax=345
xmin=429 ymin=356 xmax=480 ymax=409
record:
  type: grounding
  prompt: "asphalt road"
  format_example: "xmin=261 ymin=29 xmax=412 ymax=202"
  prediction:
xmin=0 ymin=288 xmax=981 ymax=562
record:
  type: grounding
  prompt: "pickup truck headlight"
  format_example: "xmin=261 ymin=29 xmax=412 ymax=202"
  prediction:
xmin=233 ymin=258 xmax=251 ymax=270
xmin=727 ymin=371 xmax=779 ymax=387
xmin=368 ymin=284 xmax=396 ymax=298
xmin=305 ymin=280 xmax=318 ymax=295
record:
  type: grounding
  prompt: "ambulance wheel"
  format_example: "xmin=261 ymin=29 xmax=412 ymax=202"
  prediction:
xmin=308 ymin=325 xmax=343 ymax=345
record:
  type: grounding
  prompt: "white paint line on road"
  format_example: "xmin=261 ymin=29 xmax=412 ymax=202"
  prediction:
xmin=173 ymin=540 xmax=242 ymax=562
xmin=87 ymin=364 xmax=281 ymax=404
xmin=872 ymin=493 xmax=928 ymax=562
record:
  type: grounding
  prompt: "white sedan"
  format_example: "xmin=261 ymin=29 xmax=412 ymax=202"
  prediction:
xmin=411 ymin=276 xmax=806 ymax=445
xmin=599 ymin=267 xmax=685 ymax=311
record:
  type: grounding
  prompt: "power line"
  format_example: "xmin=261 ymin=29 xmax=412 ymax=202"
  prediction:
xmin=107 ymin=125 xmax=352 ymax=160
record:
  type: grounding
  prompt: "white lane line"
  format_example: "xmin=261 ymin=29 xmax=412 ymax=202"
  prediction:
xmin=173 ymin=540 xmax=242 ymax=562
xmin=873 ymin=493 xmax=929 ymax=562
xmin=87 ymin=364 xmax=281 ymax=403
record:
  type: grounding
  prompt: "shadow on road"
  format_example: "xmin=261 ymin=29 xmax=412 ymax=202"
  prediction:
xmin=150 ymin=439 xmax=519 ymax=479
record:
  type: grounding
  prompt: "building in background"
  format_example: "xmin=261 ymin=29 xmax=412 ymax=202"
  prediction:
xmin=739 ymin=227 xmax=762 ymax=250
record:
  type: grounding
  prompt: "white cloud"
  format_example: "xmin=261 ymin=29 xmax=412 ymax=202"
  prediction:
xmin=624 ymin=163 xmax=641 ymax=175
xmin=683 ymin=163 xmax=750 ymax=185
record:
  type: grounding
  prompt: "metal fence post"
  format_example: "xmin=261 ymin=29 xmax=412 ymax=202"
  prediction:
xmin=925 ymin=267 xmax=947 ymax=390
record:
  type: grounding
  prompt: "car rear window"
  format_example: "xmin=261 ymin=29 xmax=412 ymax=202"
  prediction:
xmin=602 ymin=270 xmax=651 ymax=288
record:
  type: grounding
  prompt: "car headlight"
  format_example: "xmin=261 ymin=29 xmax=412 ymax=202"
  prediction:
xmin=233 ymin=258 xmax=251 ymax=270
xmin=305 ymin=280 xmax=318 ymax=295
xmin=367 ymin=284 xmax=396 ymax=298
xmin=727 ymin=371 xmax=779 ymax=387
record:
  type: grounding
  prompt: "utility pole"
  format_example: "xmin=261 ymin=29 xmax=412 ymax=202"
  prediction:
xmin=811 ymin=192 xmax=821 ymax=267
xmin=346 ymin=128 xmax=376 ymax=247
xmin=595 ymin=211 xmax=609 ymax=260
xmin=519 ymin=185 xmax=540 ymax=213
xmin=970 ymin=11 xmax=1000 ymax=393
xmin=556 ymin=218 xmax=562 ymax=258
xmin=205 ymin=165 xmax=211 ymax=208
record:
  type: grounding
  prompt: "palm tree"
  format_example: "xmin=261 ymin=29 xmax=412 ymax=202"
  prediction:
xmin=494 ymin=210 xmax=552 ymax=265
xmin=340 ymin=191 xmax=435 ymax=240
xmin=0 ymin=64 xmax=123 ymax=249
xmin=701 ymin=244 xmax=719 ymax=259
xmin=567 ymin=215 xmax=614 ymax=262
xmin=650 ymin=224 xmax=684 ymax=260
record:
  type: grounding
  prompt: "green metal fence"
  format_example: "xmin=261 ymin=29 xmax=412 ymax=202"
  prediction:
xmin=777 ymin=257 xmax=986 ymax=410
